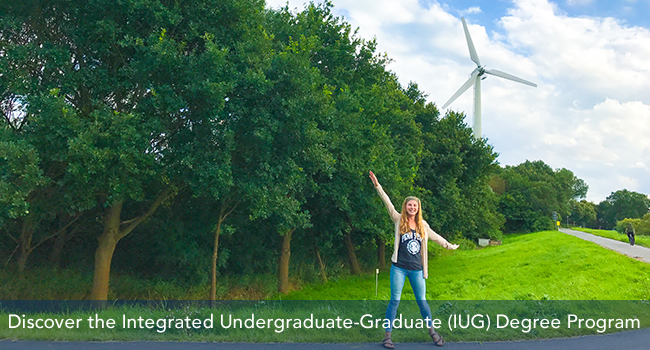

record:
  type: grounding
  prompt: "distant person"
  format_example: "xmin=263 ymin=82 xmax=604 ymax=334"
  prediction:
xmin=369 ymin=171 xmax=459 ymax=348
xmin=626 ymin=224 xmax=635 ymax=246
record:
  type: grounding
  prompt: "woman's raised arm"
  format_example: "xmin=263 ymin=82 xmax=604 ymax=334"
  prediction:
xmin=369 ymin=171 xmax=400 ymax=223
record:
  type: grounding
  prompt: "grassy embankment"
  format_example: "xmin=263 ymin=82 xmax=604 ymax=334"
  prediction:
xmin=283 ymin=230 xmax=650 ymax=300
xmin=1 ymin=230 xmax=650 ymax=343
xmin=571 ymin=227 xmax=650 ymax=249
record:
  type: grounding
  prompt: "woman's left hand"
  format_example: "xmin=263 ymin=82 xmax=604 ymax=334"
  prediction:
xmin=369 ymin=170 xmax=380 ymax=187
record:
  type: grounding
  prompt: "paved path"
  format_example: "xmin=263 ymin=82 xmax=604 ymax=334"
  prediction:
xmin=3 ymin=327 xmax=650 ymax=350
xmin=559 ymin=228 xmax=650 ymax=263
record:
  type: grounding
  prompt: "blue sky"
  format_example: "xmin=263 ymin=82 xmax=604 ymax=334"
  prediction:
xmin=435 ymin=0 xmax=650 ymax=30
xmin=265 ymin=0 xmax=650 ymax=204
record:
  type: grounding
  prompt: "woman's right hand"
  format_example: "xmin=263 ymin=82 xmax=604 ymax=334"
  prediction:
xmin=369 ymin=171 xmax=379 ymax=187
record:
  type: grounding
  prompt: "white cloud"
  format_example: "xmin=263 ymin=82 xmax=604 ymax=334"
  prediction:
xmin=501 ymin=0 xmax=650 ymax=105
xmin=264 ymin=0 xmax=650 ymax=202
xmin=460 ymin=6 xmax=482 ymax=15
xmin=494 ymin=0 xmax=650 ymax=201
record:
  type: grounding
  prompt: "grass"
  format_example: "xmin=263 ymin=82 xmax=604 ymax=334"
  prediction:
xmin=0 ymin=269 xmax=278 ymax=300
xmin=571 ymin=227 xmax=650 ymax=249
xmin=2 ymin=230 xmax=650 ymax=343
xmin=282 ymin=230 xmax=650 ymax=300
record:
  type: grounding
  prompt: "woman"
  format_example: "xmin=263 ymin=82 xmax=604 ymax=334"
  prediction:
xmin=369 ymin=171 xmax=459 ymax=348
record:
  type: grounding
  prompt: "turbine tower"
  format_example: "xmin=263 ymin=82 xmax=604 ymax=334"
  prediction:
xmin=441 ymin=17 xmax=537 ymax=138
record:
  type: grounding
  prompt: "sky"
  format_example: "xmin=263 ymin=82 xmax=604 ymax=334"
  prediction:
xmin=264 ymin=0 xmax=650 ymax=203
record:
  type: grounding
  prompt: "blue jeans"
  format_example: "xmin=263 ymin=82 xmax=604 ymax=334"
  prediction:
xmin=385 ymin=264 xmax=433 ymax=331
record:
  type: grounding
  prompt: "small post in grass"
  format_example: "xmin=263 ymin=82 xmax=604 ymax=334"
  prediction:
xmin=376 ymin=269 xmax=379 ymax=297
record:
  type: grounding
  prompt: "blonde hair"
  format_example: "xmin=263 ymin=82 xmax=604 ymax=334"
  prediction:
xmin=399 ymin=196 xmax=425 ymax=235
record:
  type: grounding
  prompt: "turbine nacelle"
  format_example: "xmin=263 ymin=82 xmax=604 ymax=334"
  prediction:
xmin=441 ymin=17 xmax=537 ymax=138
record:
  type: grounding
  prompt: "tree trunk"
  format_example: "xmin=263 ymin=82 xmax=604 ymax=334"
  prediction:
xmin=315 ymin=247 xmax=328 ymax=283
xmin=376 ymin=236 xmax=386 ymax=270
xmin=278 ymin=228 xmax=295 ymax=294
xmin=49 ymin=217 xmax=80 ymax=270
xmin=49 ymin=227 xmax=74 ymax=270
xmin=210 ymin=217 xmax=224 ymax=301
xmin=90 ymin=201 xmax=122 ymax=301
xmin=89 ymin=188 xmax=171 ymax=301
xmin=344 ymin=230 xmax=361 ymax=275
xmin=210 ymin=199 xmax=239 ymax=301
xmin=16 ymin=211 xmax=81 ymax=273
xmin=17 ymin=213 xmax=36 ymax=274
xmin=49 ymin=235 xmax=66 ymax=270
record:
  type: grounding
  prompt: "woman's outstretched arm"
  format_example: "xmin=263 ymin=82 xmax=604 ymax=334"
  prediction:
xmin=369 ymin=171 xmax=400 ymax=223
xmin=424 ymin=221 xmax=459 ymax=250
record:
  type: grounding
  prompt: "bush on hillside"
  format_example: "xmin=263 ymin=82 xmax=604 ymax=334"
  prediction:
xmin=616 ymin=213 xmax=650 ymax=235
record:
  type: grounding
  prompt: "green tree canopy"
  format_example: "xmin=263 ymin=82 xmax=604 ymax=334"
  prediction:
xmin=598 ymin=189 xmax=650 ymax=229
xmin=0 ymin=0 xmax=265 ymax=299
xmin=496 ymin=160 xmax=587 ymax=233
xmin=569 ymin=199 xmax=597 ymax=228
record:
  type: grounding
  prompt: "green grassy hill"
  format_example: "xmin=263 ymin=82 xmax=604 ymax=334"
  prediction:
xmin=3 ymin=230 xmax=650 ymax=343
xmin=282 ymin=230 xmax=650 ymax=300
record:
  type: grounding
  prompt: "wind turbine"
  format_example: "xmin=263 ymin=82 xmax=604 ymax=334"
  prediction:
xmin=441 ymin=17 xmax=537 ymax=138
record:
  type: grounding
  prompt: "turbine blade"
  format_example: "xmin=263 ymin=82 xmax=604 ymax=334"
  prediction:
xmin=441 ymin=71 xmax=479 ymax=109
xmin=462 ymin=17 xmax=481 ymax=66
xmin=485 ymin=69 xmax=537 ymax=87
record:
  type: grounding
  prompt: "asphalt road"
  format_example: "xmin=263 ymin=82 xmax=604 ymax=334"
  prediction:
xmin=559 ymin=228 xmax=650 ymax=263
xmin=2 ymin=327 xmax=650 ymax=350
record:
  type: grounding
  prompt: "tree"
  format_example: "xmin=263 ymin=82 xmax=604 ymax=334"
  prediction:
xmin=1 ymin=0 xmax=260 ymax=299
xmin=268 ymin=2 xmax=423 ymax=277
xmin=224 ymin=23 xmax=332 ymax=293
xmin=0 ymin=126 xmax=46 ymax=271
xmin=597 ymin=189 xmax=650 ymax=229
xmin=568 ymin=199 xmax=597 ymax=228
xmin=0 ymin=9 xmax=86 ymax=273
xmin=496 ymin=160 xmax=587 ymax=233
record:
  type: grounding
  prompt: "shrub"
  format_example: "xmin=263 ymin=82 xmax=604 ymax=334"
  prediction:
xmin=454 ymin=236 xmax=478 ymax=250
xmin=616 ymin=213 xmax=650 ymax=235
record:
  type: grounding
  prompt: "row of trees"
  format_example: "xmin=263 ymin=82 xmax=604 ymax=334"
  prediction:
xmin=485 ymin=161 xmax=649 ymax=233
xmin=1 ymin=1 xmax=507 ymax=300
xmin=568 ymin=189 xmax=650 ymax=231
xmin=491 ymin=160 xmax=588 ymax=233
xmin=2 ymin=1 xmax=621 ymax=300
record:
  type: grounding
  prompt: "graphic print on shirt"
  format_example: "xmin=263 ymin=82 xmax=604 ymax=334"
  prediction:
xmin=401 ymin=231 xmax=421 ymax=255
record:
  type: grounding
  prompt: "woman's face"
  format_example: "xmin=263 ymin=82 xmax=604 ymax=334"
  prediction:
xmin=406 ymin=200 xmax=419 ymax=217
